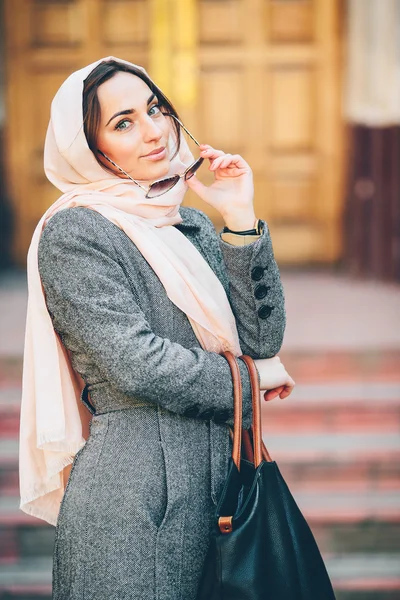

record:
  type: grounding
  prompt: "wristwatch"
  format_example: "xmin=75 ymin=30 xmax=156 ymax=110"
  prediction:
xmin=222 ymin=219 xmax=263 ymax=236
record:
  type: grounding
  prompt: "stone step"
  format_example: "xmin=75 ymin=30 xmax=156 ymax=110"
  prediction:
xmin=2 ymin=517 xmax=399 ymax=563
xmin=2 ymin=429 xmax=399 ymax=463
xmin=278 ymin=457 xmax=400 ymax=490
xmin=1 ymin=427 xmax=399 ymax=494
xmin=279 ymin=350 xmax=400 ymax=384
xmin=3 ymin=401 xmax=400 ymax=436
xmin=0 ymin=557 xmax=52 ymax=599
xmin=293 ymin=488 xmax=400 ymax=524
xmin=0 ymin=555 xmax=399 ymax=599
xmin=263 ymin=431 xmax=400 ymax=462
xmin=2 ymin=381 xmax=400 ymax=436
xmin=1 ymin=482 xmax=400 ymax=560
xmin=6 ymin=350 xmax=397 ymax=387
xmin=326 ymin=554 xmax=400 ymax=597
xmin=2 ymin=381 xmax=399 ymax=404
xmin=0 ymin=386 xmax=21 ymax=438
xmin=262 ymin=381 xmax=400 ymax=433
xmin=267 ymin=382 xmax=400 ymax=404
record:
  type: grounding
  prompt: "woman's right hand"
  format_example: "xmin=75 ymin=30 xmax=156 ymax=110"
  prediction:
xmin=253 ymin=356 xmax=295 ymax=401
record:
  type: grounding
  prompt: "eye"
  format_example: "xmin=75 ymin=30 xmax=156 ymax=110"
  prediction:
xmin=115 ymin=119 xmax=131 ymax=131
xmin=149 ymin=103 xmax=162 ymax=117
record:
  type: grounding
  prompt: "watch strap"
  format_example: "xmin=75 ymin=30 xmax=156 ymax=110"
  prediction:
xmin=222 ymin=219 xmax=262 ymax=236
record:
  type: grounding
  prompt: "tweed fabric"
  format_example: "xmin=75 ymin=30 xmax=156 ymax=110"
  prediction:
xmin=37 ymin=204 xmax=286 ymax=599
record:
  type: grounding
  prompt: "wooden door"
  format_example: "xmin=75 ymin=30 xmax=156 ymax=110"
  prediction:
xmin=4 ymin=0 xmax=343 ymax=266
xmin=194 ymin=0 xmax=344 ymax=264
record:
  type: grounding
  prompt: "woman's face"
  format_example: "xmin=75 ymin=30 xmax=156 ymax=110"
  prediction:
xmin=96 ymin=71 xmax=171 ymax=181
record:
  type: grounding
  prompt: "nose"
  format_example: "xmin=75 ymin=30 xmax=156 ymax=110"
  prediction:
xmin=141 ymin=114 xmax=163 ymax=143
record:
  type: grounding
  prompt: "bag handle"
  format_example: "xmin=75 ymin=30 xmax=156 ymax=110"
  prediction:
xmin=219 ymin=351 xmax=273 ymax=534
xmin=238 ymin=354 xmax=263 ymax=467
xmin=221 ymin=350 xmax=273 ymax=469
xmin=239 ymin=354 xmax=273 ymax=466
xmin=220 ymin=350 xmax=244 ymax=470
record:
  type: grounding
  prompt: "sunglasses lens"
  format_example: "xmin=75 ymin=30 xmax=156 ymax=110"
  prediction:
xmin=146 ymin=176 xmax=180 ymax=198
xmin=185 ymin=158 xmax=204 ymax=181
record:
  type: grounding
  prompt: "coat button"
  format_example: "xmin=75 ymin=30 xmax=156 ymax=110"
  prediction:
xmin=199 ymin=408 xmax=214 ymax=420
xmin=254 ymin=284 xmax=270 ymax=300
xmin=258 ymin=305 xmax=274 ymax=319
xmin=213 ymin=408 xmax=231 ymax=424
xmin=183 ymin=403 xmax=201 ymax=417
xmin=251 ymin=266 xmax=265 ymax=281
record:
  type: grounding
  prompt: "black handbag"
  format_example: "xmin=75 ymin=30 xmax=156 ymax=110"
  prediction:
xmin=196 ymin=350 xmax=336 ymax=600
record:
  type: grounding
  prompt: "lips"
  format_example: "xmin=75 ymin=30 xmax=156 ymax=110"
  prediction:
xmin=143 ymin=146 xmax=165 ymax=157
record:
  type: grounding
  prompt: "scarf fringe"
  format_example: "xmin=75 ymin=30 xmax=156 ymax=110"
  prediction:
xmin=20 ymin=498 xmax=59 ymax=527
xmin=37 ymin=429 xmax=86 ymax=454
xmin=20 ymin=452 xmax=74 ymax=502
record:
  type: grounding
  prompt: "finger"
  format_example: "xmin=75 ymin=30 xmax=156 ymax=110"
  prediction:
xmin=200 ymin=146 xmax=225 ymax=160
xmin=210 ymin=154 xmax=233 ymax=171
xmin=209 ymin=155 xmax=232 ymax=171
xmin=264 ymin=390 xmax=279 ymax=402
xmin=263 ymin=386 xmax=285 ymax=402
xmin=185 ymin=174 xmax=209 ymax=201
xmin=271 ymin=385 xmax=285 ymax=395
xmin=217 ymin=154 xmax=248 ymax=170
xmin=280 ymin=382 xmax=295 ymax=399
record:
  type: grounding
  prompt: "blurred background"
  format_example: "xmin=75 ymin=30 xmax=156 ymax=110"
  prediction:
xmin=0 ymin=0 xmax=399 ymax=598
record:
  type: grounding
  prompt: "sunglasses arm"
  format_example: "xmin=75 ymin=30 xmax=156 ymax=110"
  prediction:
xmin=97 ymin=149 xmax=149 ymax=193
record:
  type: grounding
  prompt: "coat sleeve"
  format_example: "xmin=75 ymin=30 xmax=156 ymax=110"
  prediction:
xmin=37 ymin=207 xmax=255 ymax=428
xmin=192 ymin=211 xmax=286 ymax=359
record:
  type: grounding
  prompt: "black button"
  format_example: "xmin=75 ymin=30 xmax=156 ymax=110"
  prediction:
xmin=254 ymin=284 xmax=270 ymax=300
xmin=199 ymin=408 xmax=214 ymax=420
xmin=258 ymin=305 xmax=274 ymax=319
xmin=213 ymin=408 xmax=231 ymax=424
xmin=251 ymin=266 xmax=265 ymax=281
xmin=183 ymin=403 xmax=201 ymax=417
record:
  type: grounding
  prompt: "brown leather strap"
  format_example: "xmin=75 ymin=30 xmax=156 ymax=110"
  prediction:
xmin=219 ymin=352 xmax=273 ymax=534
xmin=221 ymin=351 xmax=273 ymax=470
xmin=238 ymin=355 xmax=263 ymax=467
xmin=238 ymin=356 xmax=273 ymax=465
xmin=221 ymin=350 xmax=243 ymax=470
xmin=247 ymin=425 xmax=273 ymax=463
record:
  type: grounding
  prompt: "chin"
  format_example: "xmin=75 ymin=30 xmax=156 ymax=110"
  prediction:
xmin=135 ymin=158 xmax=171 ymax=182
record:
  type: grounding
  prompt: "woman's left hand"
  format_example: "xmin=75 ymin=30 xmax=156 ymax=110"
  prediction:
xmin=185 ymin=144 xmax=255 ymax=226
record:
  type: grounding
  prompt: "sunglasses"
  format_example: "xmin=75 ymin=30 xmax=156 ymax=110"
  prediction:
xmin=97 ymin=114 xmax=204 ymax=199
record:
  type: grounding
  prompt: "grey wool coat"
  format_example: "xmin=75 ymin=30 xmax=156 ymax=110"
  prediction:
xmin=37 ymin=205 xmax=286 ymax=600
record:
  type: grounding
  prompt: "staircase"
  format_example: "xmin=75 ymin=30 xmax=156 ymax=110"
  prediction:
xmin=265 ymin=350 xmax=400 ymax=600
xmin=0 ymin=357 xmax=53 ymax=600
xmin=0 ymin=350 xmax=400 ymax=599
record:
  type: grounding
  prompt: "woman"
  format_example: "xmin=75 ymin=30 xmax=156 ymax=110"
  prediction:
xmin=20 ymin=56 xmax=294 ymax=599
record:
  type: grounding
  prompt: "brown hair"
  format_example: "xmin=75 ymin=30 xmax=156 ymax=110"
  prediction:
xmin=82 ymin=60 xmax=181 ymax=170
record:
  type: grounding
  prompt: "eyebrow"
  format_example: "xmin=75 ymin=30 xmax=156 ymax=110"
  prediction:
xmin=105 ymin=93 xmax=157 ymax=127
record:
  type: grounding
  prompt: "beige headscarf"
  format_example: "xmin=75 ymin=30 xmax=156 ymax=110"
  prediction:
xmin=19 ymin=56 xmax=242 ymax=526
